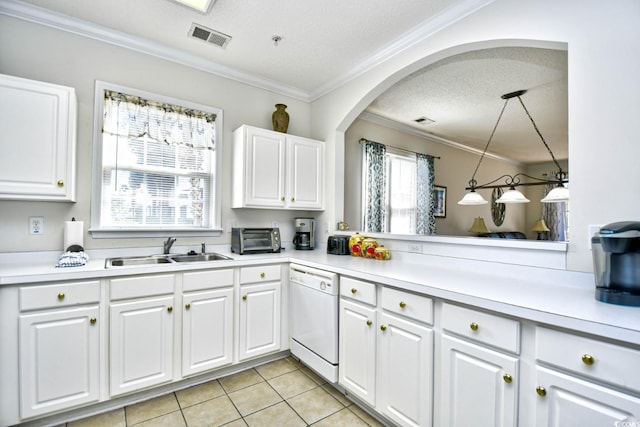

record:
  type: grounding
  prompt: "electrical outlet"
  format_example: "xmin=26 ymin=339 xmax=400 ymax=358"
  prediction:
xmin=271 ymin=221 xmax=279 ymax=228
xmin=29 ymin=216 xmax=44 ymax=235
xmin=409 ymin=243 xmax=422 ymax=253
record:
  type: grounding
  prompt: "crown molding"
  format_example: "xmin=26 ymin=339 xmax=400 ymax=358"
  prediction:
xmin=309 ymin=0 xmax=495 ymax=101
xmin=1 ymin=0 xmax=494 ymax=104
xmin=0 ymin=0 xmax=311 ymax=101
xmin=358 ymin=111 xmax=523 ymax=167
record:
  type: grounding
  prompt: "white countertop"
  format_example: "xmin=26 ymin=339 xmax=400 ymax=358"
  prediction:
xmin=2 ymin=247 xmax=640 ymax=345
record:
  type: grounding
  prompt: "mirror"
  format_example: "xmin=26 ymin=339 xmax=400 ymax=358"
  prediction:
xmin=344 ymin=46 xmax=568 ymax=241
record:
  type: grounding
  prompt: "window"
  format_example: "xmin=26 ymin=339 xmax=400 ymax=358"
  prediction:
xmin=385 ymin=151 xmax=417 ymax=234
xmin=91 ymin=81 xmax=222 ymax=237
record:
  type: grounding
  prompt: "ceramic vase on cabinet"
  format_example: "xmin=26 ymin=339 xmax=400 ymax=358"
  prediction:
xmin=349 ymin=233 xmax=365 ymax=257
xmin=272 ymin=104 xmax=289 ymax=133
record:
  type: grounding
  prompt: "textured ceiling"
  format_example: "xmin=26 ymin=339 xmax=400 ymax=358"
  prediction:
xmin=7 ymin=0 xmax=567 ymax=164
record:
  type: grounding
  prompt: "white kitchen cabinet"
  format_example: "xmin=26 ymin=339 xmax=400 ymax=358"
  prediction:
xmin=238 ymin=265 xmax=282 ymax=361
xmin=17 ymin=280 xmax=101 ymax=420
xmin=182 ymin=269 xmax=235 ymax=377
xmin=437 ymin=303 xmax=520 ymax=427
xmin=19 ymin=306 xmax=100 ymax=419
xmin=0 ymin=74 xmax=76 ymax=201
xmin=439 ymin=335 xmax=518 ymax=427
xmin=232 ymin=125 xmax=323 ymax=210
xmin=109 ymin=274 xmax=175 ymax=397
xmin=339 ymin=277 xmax=434 ymax=426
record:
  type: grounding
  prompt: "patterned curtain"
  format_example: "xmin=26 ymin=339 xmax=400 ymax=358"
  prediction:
xmin=363 ymin=141 xmax=386 ymax=232
xmin=542 ymin=170 xmax=568 ymax=241
xmin=416 ymin=153 xmax=436 ymax=235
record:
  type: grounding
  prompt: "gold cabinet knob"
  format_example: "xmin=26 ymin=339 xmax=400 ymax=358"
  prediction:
xmin=351 ymin=288 xmax=357 ymax=294
xmin=470 ymin=322 xmax=479 ymax=331
xmin=503 ymin=373 xmax=513 ymax=384
xmin=167 ymin=306 xmax=173 ymax=313
xmin=57 ymin=292 xmax=65 ymax=300
xmin=291 ymin=197 xmax=295 ymax=202
xmin=281 ymin=197 xmax=285 ymax=202
xmin=185 ymin=303 xmax=191 ymax=310
xmin=57 ymin=180 xmax=64 ymax=187
xmin=242 ymin=295 xmax=247 ymax=301
xmin=260 ymin=272 xmax=266 ymax=279
xmin=582 ymin=354 xmax=595 ymax=365
xmin=366 ymin=320 xmax=373 ymax=326
xmin=380 ymin=325 xmax=387 ymax=332
xmin=399 ymin=301 xmax=407 ymax=308
xmin=90 ymin=317 xmax=97 ymax=324
xmin=536 ymin=386 xmax=547 ymax=397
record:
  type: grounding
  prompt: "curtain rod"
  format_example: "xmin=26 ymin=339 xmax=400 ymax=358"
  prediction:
xmin=359 ymin=138 xmax=440 ymax=159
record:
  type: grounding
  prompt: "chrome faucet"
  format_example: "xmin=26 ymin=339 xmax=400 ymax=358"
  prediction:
xmin=201 ymin=242 xmax=206 ymax=254
xmin=163 ymin=237 xmax=177 ymax=254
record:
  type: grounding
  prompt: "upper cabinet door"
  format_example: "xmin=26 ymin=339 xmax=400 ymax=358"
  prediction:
xmin=232 ymin=125 xmax=324 ymax=210
xmin=0 ymin=74 xmax=77 ymax=201
xmin=287 ymin=135 xmax=323 ymax=210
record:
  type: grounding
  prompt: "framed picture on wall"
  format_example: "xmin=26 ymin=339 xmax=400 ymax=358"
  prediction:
xmin=434 ymin=185 xmax=446 ymax=218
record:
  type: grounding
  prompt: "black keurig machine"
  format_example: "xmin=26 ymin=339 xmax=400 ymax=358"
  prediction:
xmin=592 ymin=221 xmax=640 ymax=306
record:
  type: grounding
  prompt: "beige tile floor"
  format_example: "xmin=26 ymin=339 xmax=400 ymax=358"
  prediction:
xmin=65 ymin=357 xmax=386 ymax=427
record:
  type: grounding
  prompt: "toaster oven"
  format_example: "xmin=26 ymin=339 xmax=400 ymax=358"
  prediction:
xmin=231 ymin=228 xmax=281 ymax=254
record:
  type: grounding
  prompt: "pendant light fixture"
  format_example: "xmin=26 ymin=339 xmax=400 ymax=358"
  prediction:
xmin=458 ymin=90 xmax=568 ymax=205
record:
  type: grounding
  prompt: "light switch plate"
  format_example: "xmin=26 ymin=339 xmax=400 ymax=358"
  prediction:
xmin=29 ymin=216 xmax=44 ymax=235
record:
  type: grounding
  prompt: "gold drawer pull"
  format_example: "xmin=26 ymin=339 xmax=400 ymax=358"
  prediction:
xmin=503 ymin=373 xmax=513 ymax=384
xmin=470 ymin=322 xmax=479 ymax=331
xmin=242 ymin=295 xmax=247 ymax=301
xmin=399 ymin=301 xmax=407 ymax=308
xmin=167 ymin=306 xmax=173 ymax=313
xmin=366 ymin=320 xmax=373 ymax=326
xmin=582 ymin=354 xmax=595 ymax=365
xmin=291 ymin=197 xmax=295 ymax=202
xmin=536 ymin=386 xmax=547 ymax=397
xmin=185 ymin=303 xmax=191 ymax=310
xmin=380 ymin=325 xmax=387 ymax=332
xmin=260 ymin=272 xmax=266 ymax=279
xmin=57 ymin=292 xmax=65 ymax=300
xmin=57 ymin=180 xmax=64 ymax=187
xmin=90 ymin=317 xmax=97 ymax=325
xmin=351 ymin=288 xmax=357 ymax=294
xmin=281 ymin=197 xmax=285 ymax=202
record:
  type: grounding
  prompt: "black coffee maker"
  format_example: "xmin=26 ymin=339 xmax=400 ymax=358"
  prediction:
xmin=293 ymin=217 xmax=315 ymax=250
xmin=592 ymin=221 xmax=640 ymax=306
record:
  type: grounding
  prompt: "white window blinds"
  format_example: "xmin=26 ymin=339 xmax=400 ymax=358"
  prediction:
xmin=99 ymin=89 xmax=217 ymax=229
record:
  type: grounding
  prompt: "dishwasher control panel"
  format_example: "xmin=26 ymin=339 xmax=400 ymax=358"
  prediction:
xmin=290 ymin=264 xmax=338 ymax=295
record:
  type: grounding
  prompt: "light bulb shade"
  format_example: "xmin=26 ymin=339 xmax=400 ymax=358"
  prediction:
xmin=468 ymin=217 xmax=490 ymax=233
xmin=532 ymin=218 xmax=550 ymax=232
xmin=541 ymin=185 xmax=569 ymax=203
xmin=495 ymin=188 xmax=530 ymax=204
xmin=458 ymin=191 xmax=488 ymax=205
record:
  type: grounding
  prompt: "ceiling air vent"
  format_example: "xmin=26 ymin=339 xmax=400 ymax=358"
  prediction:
xmin=414 ymin=116 xmax=435 ymax=125
xmin=188 ymin=23 xmax=231 ymax=48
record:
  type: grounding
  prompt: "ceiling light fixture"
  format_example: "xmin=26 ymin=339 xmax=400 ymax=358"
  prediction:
xmin=458 ymin=89 xmax=569 ymax=205
xmin=171 ymin=0 xmax=216 ymax=13
xmin=272 ymin=35 xmax=282 ymax=46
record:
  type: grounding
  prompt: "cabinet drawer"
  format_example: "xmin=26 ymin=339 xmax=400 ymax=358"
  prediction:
xmin=536 ymin=326 xmax=640 ymax=393
xmin=381 ymin=286 xmax=433 ymax=325
xmin=110 ymin=274 xmax=175 ymax=300
xmin=183 ymin=269 xmax=234 ymax=292
xmin=442 ymin=303 xmax=520 ymax=354
xmin=20 ymin=280 xmax=100 ymax=311
xmin=340 ymin=276 xmax=376 ymax=306
xmin=239 ymin=264 xmax=281 ymax=284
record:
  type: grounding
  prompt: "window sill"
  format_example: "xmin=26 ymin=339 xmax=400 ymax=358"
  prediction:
xmin=89 ymin=228 xmax=223 ymax=239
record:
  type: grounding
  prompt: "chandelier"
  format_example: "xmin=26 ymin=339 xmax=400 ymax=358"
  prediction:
xmin=458 ymin=90 xmax=568 ymax=205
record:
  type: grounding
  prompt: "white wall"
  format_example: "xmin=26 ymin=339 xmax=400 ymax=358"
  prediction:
xmin=0 ymin=15 xmax=317 ymax=253
xmin=311 ymin=0 xmax=640 ymax=272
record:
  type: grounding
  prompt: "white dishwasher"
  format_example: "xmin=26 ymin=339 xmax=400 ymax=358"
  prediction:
xmin=289 ymin=263 xmax=339 ymax=383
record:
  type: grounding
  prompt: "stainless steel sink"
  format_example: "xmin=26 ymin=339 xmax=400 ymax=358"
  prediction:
xmin=105 ymin=253 xmax=231 ymax=268
xmin=171 ymin=253 xmax=231 ymax=262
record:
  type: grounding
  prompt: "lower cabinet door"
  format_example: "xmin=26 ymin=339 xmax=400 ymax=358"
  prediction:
xmin=535 ymin=366 xmax=640 ymax=427
xmin=339 ymin=298 xmax=377 ymax=406
xmin=182 ymin=288 xmax=234 ymax=376
xmin=110 ymin=296 xmax=174 ymax=396
xmin=439 ymin=334 xmax=518 ymax=427
xmin=238 ymin=282 xmax=281 ymax=361
xmin=377 ymin=313 xmax=433 ymax=427
xmin=19 ymin=306 xmax=100 ymax=419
